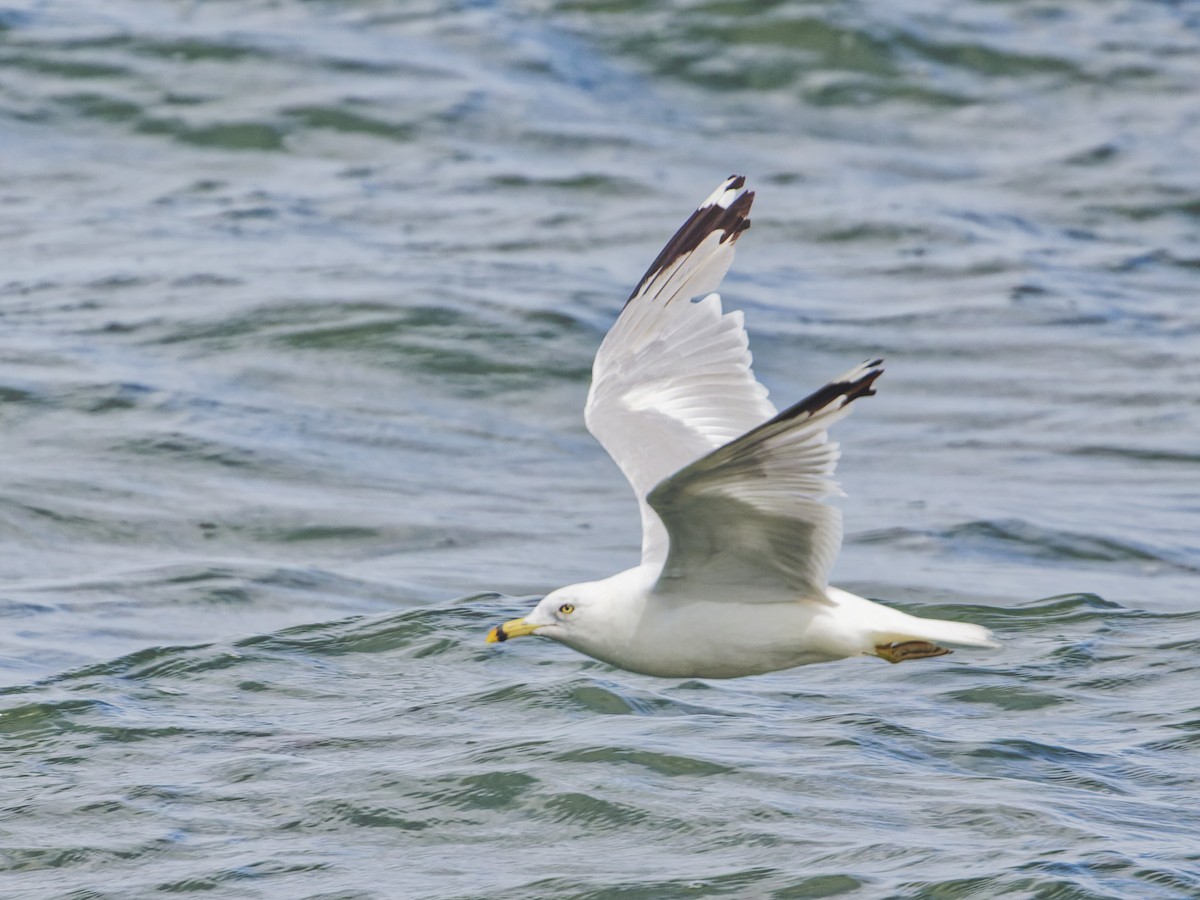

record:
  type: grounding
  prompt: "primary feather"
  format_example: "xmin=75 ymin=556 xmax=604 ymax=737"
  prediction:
xmin=585 ymin=176 xmax=774 ymax=567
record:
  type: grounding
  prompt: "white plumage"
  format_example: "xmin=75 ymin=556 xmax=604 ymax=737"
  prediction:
xmin=487 ymin=176 xmax=997 ymax=678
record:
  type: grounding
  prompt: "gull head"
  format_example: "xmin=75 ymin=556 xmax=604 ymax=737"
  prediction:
xmin=486 ymin=586 xmax=589 ymax=646
xmin=486 ymin=572 xmax=650 ymax=668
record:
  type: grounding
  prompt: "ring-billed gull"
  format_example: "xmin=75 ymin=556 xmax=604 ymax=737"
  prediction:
xmin=486 ymin=176 xmax=997 ymax=678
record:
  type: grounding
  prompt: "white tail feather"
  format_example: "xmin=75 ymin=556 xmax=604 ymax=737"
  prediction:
xmin=826 ymin=587 xmax=999 ymax=650
xmin=877 ymin=613 xmax=999 ymax=649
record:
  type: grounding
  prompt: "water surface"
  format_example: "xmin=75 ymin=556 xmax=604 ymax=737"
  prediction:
xmin=2 ymin=1 xmax=1198 ymax=897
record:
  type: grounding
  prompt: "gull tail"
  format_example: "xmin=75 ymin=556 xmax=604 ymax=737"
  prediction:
xmin=828 ymin=587 xmax=998 ymax=663
xmin=871 ymin=611 xmax=998 ymax=664
xmin=877 ymin=610 xmax=998 ymax=649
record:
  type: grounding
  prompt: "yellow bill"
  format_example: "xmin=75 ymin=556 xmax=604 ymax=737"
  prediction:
xmin=486 ymin=617 xmax=541 ymax=643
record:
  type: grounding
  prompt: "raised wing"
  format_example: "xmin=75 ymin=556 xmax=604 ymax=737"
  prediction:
xmin=585 ymin=176 xmax=777 ymax=567
xmin=647 ymin=360 xmax=883 ymax=600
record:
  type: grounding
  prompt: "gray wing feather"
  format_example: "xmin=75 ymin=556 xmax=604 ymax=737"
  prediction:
xmin=648 ymin=361 xmax=883 ymax=600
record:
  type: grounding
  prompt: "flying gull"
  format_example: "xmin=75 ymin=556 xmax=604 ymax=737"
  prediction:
xmin=486 ymin=176 xmax=997 ymax=678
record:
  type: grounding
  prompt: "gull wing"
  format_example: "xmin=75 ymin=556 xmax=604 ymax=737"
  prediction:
xmin=585 ymin=176 xmax=777 ymax=567
xmin=647 ymin=361 xmax=883 ymax=600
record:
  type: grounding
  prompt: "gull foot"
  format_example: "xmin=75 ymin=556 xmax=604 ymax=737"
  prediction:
xmin=875 ymin=641 xmax=952 ymax=664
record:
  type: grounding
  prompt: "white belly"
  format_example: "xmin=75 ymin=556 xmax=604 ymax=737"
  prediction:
xmin=599 ymin=596 xmax=865 ymax=679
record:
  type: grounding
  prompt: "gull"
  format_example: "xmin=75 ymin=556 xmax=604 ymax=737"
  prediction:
xmin=486 ymin=176 xmax=997 ymax=678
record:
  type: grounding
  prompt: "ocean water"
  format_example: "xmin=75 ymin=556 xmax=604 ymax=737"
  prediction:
xmin=2 ymin=1 xmax=1199 ymax=897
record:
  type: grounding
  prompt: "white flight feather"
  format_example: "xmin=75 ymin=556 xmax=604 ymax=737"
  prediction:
xmin=585 ymin=181 xmax=772 ymax=566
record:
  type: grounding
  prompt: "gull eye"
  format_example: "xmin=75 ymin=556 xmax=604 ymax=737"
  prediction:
xmin=558 ymin=603 xmax=575 ymax=615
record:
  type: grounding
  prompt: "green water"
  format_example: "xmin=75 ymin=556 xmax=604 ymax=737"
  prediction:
xmin=2 ymin=1 xmax=1199 ymax=897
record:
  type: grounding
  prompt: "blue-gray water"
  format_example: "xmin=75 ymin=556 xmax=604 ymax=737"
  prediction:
xmin=3 ymin=1 xmax=1199 ymax=897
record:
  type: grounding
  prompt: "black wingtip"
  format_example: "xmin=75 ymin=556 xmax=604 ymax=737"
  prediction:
xmin=770 ymin=361 xmax=884 ymax=426
xmin=721 ymin=190 xmax=754 ymax=243
xmin=625 ymin=176 xmax=754 ymax=305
